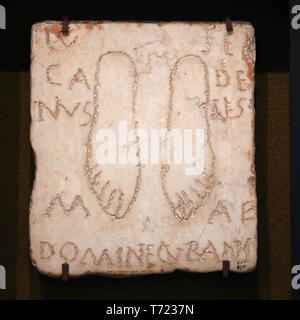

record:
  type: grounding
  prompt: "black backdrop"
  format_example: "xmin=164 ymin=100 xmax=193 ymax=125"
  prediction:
xmin=0 ymin=0 xmax=291 ymax=300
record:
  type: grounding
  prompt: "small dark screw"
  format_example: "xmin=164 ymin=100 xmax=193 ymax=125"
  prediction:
xmin=222 ymin=260 xmax=230 ymax=278
xmin=62 ymin=262 xmax=69 ymax=281
xmin=62 ymin=15 xmax=69 ymax=35
xmin=225 ymin=16 xmax=233 ymax=33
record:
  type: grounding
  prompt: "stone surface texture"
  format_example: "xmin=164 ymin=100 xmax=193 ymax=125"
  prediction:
xmin=30 ymin=21 xmax=257 ymax=277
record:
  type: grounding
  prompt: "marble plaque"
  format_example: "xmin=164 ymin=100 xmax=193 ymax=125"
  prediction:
xmin=30 ymin=21 xmax=257 ymax=277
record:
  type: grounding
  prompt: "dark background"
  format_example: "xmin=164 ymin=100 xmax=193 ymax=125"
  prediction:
xmin=0 ymin=1 xmax=291 ymax=300
xmin=0 ymin=0 xmax=289 ymax=72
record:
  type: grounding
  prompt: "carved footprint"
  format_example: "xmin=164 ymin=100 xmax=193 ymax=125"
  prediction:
xmin=85 ymin=51 xmax=141 ymax=219
xmin=161 ymin=55 xmax=215 ymax=221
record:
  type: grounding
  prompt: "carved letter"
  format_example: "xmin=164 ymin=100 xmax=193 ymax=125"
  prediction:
xmin=37 ymin=97 xmax=81 ymax=121
xmin=185 ymin=241 xmax=201 ymax=262
xmin=59 ymin=242 xmax=79 ymax=262
xmin=146 ymin=244 xmax=155 ymax=268
xmin=222 ymin=241 xmax=235 ymax=260
xmin=80 ymin=248 xmax=113 ymax=267
xmin=68 ymin=68 xmax=90 ymax=90
xmin=199 ymin=241 xmax=220 ymax=263
xmin=216 ymin=69 xmax=230 ymax=88
xmin=40 ymin=241 xmax=55 ymax=259
xmin=237 ymin=70 xmax=248 ymax=91
xmin=241 ymin=200 xmax=256 ymax=223
xmin=210 ymin=99 xmax=226 ymax=121
xmin=208 ymin=200 xmax=232 ymax=224
xmin=158 ymin=241 xmax=183 ymax=265
xmin=46 ymin=64 xmax=61 ymax=86
xmin=126 ymin=244 xmax=144 ymax=267
xmin=211 ymin=97 xmax=234 ymax=121
xmin=228 ymin=97 xmax=245 ymax=119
